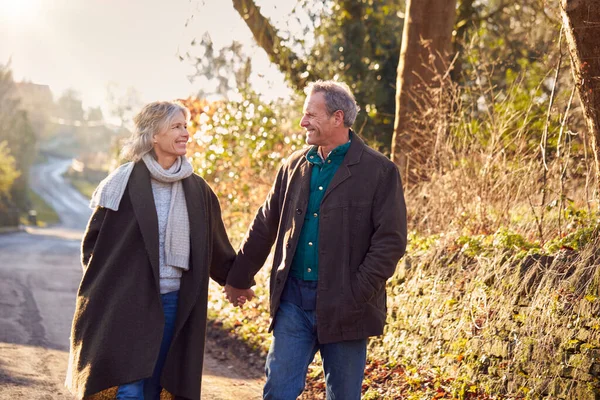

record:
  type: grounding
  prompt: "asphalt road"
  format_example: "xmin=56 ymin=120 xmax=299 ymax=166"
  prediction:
xmin=0 ymin=158 xmax=262 ymax=399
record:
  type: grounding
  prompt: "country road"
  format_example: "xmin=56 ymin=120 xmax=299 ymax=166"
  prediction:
xmin=0 ymin=158 xmax=263 ymax=399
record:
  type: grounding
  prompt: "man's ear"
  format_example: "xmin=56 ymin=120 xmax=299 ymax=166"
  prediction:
xmin=334 ymin=110 xmax=344 ymax=127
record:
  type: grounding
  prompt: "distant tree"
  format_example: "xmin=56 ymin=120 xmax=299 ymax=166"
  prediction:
xmin=105 ymin=82 xmax=143 ymax=129
xmin=86 ymin=107 xmax=104 ymax=122
xmin=0 ymin=141 xmax=19 ymax=201
xmin=0 ymin=64 xmax=36 ymax=209
xmin=561 ymin=0 xmax=600 ymax=187
xmin=184 ymin=34 xmax=252 ymax=99
xmin=391 ymin=0 xmax=457 ymax=184
xmin=56 ymin=89 xmax=85 ymax=122
xmin=13 ymin=81 xmax=55 ymax=140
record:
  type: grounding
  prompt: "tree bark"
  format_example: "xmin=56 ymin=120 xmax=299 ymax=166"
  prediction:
xmin=561 ymin=0 xmax=600 ymax=190
xmin=231 ymin=0 xmax=314 ymax=91
xmin=391 ymin=0 xmax=457 ymax=184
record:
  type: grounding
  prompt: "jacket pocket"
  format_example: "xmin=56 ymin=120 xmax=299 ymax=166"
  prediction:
xmin=349 ymin=274 xmax=369 ymax=306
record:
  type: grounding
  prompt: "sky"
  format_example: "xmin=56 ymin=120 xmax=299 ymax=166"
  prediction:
xmin=0 ymin=0 xmax=296 ymax=117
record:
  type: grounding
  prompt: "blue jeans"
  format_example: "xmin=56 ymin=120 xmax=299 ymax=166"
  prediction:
xmin=264 ymin=301 xmax=367 ymax=400
xmin=116 ymin=290 xmax=179 ymax=400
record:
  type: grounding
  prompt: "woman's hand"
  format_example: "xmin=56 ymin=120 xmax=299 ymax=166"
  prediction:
xmin=223 ymin=284 xmax=255 ymax=307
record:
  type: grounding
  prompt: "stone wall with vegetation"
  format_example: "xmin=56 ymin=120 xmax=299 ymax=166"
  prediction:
xmin=369 ymin=229 xmax=600 ymax=399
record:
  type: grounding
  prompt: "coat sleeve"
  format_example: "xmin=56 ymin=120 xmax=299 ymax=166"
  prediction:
xmin=207 ymin=189 xmax=236 ymax=286
xmin=225 ymin=163 xmax=286 ymax=289
xmin=81 ymin=206 xmax=108 ymax=269
xmin=353 ymin=162 xmax=407 ymax=303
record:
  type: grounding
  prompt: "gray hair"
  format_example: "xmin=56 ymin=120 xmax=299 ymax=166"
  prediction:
xmin=304 ymin=80 xmax=360 ymax=127
xmin=121 ymin=101 xmax=191 ymax=162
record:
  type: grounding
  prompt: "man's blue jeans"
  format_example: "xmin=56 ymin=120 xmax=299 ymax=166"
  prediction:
xmin=264 ymin=301 xmax=367 ymax=400
xmin=116 ymin=290 xmax=179 ymax=400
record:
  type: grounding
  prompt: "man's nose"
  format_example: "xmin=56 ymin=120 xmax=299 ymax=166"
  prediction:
xmin=300 ymin=117 xmax=308 ymax=127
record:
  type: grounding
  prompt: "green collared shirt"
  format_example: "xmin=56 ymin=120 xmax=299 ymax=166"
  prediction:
xmin=290 ymin=134 xmax=352 ymax=281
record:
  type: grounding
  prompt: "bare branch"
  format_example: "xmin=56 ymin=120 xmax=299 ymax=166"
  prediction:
xmin=231 ymin=0 xmax=316 ymax=91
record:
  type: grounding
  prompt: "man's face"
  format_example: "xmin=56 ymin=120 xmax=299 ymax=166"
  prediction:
xmin=300 ymin=92 xmax=335 ymax=147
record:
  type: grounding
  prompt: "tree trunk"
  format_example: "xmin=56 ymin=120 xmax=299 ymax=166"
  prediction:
xmin=561 ymin=0 xmax=600 ymax=191
xmin=391 ymin=0 xmax=457 ymax=184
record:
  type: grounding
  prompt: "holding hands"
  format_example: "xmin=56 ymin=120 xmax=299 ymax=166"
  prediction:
xmin=224 ymin=284 xmax=255 ymax=307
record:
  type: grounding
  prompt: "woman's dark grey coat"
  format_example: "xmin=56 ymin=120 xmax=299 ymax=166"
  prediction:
xmin=66 ymin=161 xmax=235 ymax=400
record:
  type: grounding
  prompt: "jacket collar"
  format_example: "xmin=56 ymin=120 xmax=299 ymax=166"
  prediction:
xmin=343 ymin=129 xmax=365 ymax=166
xmin=321 ymin=130 xmax=365 ymax=202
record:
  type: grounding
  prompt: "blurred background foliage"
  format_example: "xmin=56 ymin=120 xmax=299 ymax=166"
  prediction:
xmin=180 ymin=91 xmax=304 ymax=242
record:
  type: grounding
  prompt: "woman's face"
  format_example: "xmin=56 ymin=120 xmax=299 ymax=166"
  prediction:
xmin=153 ymin=111 xmax=189 ymax=161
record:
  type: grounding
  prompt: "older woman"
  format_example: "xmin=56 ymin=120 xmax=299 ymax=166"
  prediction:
xmin=65 ymin=101 xmax=247 ymax=400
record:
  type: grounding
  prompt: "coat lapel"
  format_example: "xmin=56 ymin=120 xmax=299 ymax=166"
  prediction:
xmin=322 ymin=132 xmax=364 ymax=203
xmin=174 ymin=175 xmax=208 ymax=334
xmin=282 ymin=155 xmax=311 ymax=269
xmin=128 ymin=162 xmax=161 ymax=292
xmin=288 ymin=155 xmax=312 ymax=214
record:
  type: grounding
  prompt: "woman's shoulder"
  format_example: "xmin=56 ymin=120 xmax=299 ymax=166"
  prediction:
xmin=187 ymin=173 xmax=216 ymax=195
xmin=190 ymin=172 xmax=208 ymax=185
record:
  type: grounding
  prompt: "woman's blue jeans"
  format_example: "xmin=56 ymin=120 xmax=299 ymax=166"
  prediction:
xmin=263 ymin=301 xmax=367 ymax=400
xmin=116 ymin=290 xmax=179 ymax=400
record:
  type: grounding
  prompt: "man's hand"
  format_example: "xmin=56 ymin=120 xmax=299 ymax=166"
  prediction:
xmin=224 ymin=284 xmax=255 ymax=307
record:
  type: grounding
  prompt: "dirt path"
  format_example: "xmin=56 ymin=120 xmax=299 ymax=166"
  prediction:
xmin=0 ymin=158 xmax=263 ymax=399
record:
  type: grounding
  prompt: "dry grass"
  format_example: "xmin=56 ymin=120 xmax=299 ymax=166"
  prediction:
xmin=397 ymin=36 xmax=594 ymax=246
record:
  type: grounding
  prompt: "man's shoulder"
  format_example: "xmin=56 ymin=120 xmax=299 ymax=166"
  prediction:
xmin=359 ymin=142 xmax=396 ymax=171
xmin=283 ymin=146 xmax=311 ymax=167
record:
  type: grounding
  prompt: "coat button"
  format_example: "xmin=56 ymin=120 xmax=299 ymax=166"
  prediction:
xmin=286 ymin=242 xmax=291 ymax=249
xmin=296 ymin=208 xmax=302 ymax=215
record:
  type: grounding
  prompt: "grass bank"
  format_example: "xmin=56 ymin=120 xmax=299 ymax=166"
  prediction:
xmin=26 ymin=188 xmax=59 ymax=226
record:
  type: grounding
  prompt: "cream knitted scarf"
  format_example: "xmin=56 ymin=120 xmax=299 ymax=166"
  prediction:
xmin=90 ymin=153 xmax=194 ymax=270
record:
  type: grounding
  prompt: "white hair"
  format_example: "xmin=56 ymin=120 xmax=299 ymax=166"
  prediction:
xmin=304 ymin=80 xmax=360 ymax=127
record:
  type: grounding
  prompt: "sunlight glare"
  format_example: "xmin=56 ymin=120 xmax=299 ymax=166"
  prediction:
xmin=0 ymin=0 xmax=41 ymax=26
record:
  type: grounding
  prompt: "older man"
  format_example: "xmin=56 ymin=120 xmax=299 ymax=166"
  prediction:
xmin=225 ymin=80 xmax=407 ymax=400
